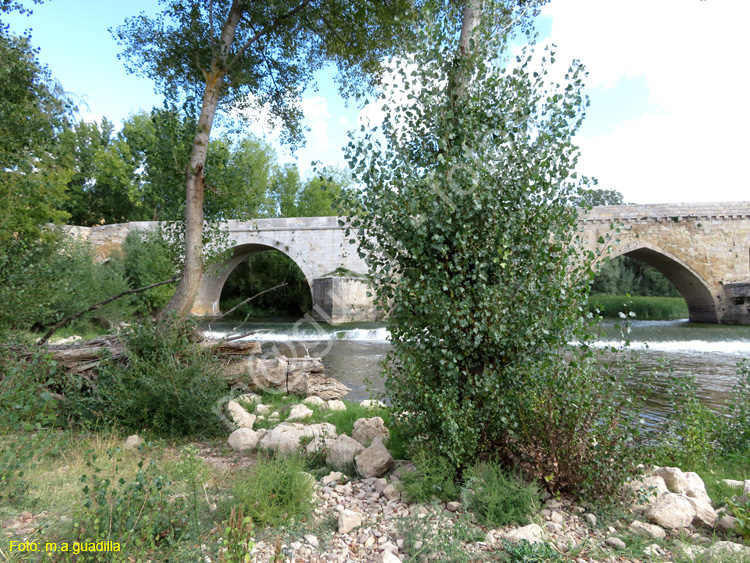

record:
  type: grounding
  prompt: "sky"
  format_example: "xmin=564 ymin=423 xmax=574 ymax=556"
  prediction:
xmin=4 ymin=0 xmax=749 ymax=205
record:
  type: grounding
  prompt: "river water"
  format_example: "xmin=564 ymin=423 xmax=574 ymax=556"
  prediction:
xmin=203 ymin=317 xmax=750 ymax=423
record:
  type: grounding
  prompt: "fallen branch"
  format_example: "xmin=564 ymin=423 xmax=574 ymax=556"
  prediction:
xmin=37 ymin=275 xmax=181 ymax=346
xmin=214 ymin=282 xmax=287 ymax=321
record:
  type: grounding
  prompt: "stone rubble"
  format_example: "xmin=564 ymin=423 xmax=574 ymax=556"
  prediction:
xmin=215 ymin=399 xmax=750 ymax=563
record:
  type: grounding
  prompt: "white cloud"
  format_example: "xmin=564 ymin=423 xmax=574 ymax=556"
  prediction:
xmin=301 ymin=96 xmax=331 ymax=151
xmin=543 ymin=0 xmax=750 ymax=203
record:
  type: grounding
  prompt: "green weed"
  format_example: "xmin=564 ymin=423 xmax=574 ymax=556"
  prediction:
xmin=461 ymin=463 xmax=539 ymax=527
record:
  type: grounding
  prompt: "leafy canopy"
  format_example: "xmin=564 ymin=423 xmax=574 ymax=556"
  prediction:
xmin=113 ymin=0 xmax=421 ymax=147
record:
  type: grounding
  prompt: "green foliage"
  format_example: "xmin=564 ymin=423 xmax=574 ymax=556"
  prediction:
xmin=347 ymin=4 xmax=643 ymax=501
xmin=728 ymin=499 xmax=750 ymax=541
xmin=0 ymin=28 xmax=71 ymax=242
xmin=586 ymin=294 xmax=687 ymax=319
xmin=717 ymin=360 xmax=750 ymax=455
xmin=0 ymin=232 xmax=131 ymax=333
xmin=0 ymin=432 xmax=50 ymax=505
xmin=591 ymin=256 xmax=681 ymax=298
xmin=0 ymin=343 xmax=65 ymax=430
xmin=232 ymin=455 xmax=314 ymax=528
xmin=461 ymin=463 xmax=539 ymax=527
xmin=80 ymin=320 xmax=226 ymax=437
xmin=574 ymin=187 xmax=625 ymax=207
xmin=399 ymin=447 xmax=459 ymax=503
xmin=398 ymin=508 xmax=484 ymax=563
xmin=121 ymin=229 xmax=180 ymax=316
xmin=70 ymin=450 xmax=189 ymax=562
xmin=498 ymin=540 xmax=565 ymax=563
xmin=220 ymin=506 xmax=255 ymax=563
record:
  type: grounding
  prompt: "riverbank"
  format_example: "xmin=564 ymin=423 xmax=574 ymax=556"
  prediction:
xmin=4 ymin=394 xmax=750 ymax=563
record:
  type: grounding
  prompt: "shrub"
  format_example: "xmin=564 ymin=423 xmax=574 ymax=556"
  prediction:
xmin=717 ymin=360 xmax=750 ymax=455
xmin=0 ymin=344 xmax=65 ymax=430
xmin=80 ymin=319 xmax=226 ymax=437
xmin=121 ymin=229 xmax=179 ymax=317
xmin=461 ymin=462 xmax=539 ymax=527
xmin=232 ymin=454 xmax=314 ymax=528
xmin=0 ymin=232 xmax=131 ymax=334
xmin=71 ymin=450 xmax=189 ymax=562
xmin=399 ymin=447 xmax=459 ymax=503
xmin=344 ymin=5 xmax=646 ymax=503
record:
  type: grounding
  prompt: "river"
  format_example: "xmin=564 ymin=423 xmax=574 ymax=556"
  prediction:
xmin=203 ymin=317 xmax=750 ymax=423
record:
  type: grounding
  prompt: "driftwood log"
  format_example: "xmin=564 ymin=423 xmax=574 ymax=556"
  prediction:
xmin=38 ymin=333 xmax=349 ymax=400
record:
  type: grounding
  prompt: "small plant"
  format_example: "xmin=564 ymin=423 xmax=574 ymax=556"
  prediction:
xmin=728 ymin=499 xmax=750 ymax=540
xmin=232 ymin=454 xmax=314 ymax=528
xmin=219 ymin=506 xmax=255 ymax=563
xmin=0 ymin=432 xmax=50 ymax=505
xmin=70 ymin=449 xmax=188 ymax=562
xmin=498 ymin=539 xmax=565 ymax=563
xmin=399 ymin=508 xmax=484 ymax=563
xmin=175 ymin=444 xmax=212 ymax=538
xmin=399 ymin=447 xmax=459 ymax=503
xmin=83 ymin=319 xmax=227 ymax=437
xmin=461 ymin=462 xmax=540 ymax=527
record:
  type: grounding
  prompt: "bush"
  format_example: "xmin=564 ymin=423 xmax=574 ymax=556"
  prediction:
xmin=71 ymin=450 xmax=189 ymax=562
xmin=78 ymin=319 xmax=226 ymax=437
xmin=344 ymin=7 xmax=647 ymax=503
xmin=0 ymin=344 xmax=66 ymax=430
xmin=0 ymin=232 xmax=131 ymax=334
xmin=400 ymin=447 xmax=459 ymax=503
xmin=232 ymin=455 xmax=314 ymax=528
xmin=461 ymin=462 xmax=539 ymax=527
xmin=121 ymin=229 xmax=179 ymax=317
xmin=718 ymin=360 xmax=750 ymax=455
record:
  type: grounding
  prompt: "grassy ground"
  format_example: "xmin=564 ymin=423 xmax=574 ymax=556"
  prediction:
xmin=587 ymin=294 xmax=688 ymax=320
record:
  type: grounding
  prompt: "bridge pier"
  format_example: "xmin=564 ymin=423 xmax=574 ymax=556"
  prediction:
xmin=312 ymin=276 xmax=380 ymax=324
xmin=722 ymin=282 xmax=750 ymax=325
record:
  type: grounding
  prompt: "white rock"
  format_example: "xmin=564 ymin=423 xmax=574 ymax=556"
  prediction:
xmin=585 ymin=513 xmax=597 ymax=527
xmin=352 ymin=417 xmax=390 ymax=447
xmin=626 ymin=475 xmax=669 ymax=508
xmin=605 ymin=537 xmax=626 ymax=549
xmin=355 ymin=438 xmax=395 ymax=478
xmin=716 ymin=515 xmax=737 ymax=534
xmin=303 ymin=396 xmax=326 ymax=408
xmin=227 ymin=400 xmax=256 ymax=428
xmin=322 ymin=471 xmax=344 ymax=486
xmin=654 ymin=466 xmax=691 ymax=495
xmin=629 ymin=520 xmax=666 ymax=539
xmin=686 ymin=494 xmax=718 ymax=528
xmin=254 ymin=403 xmax=272 ymax=416
xmin=446 ymin=501 xmax=461 ymax=512
xmin=259 ymin=422 xmax=337 ymax=455
xmin=327 ymin=399 xmax=347 ymax=411
xmin=287 ymin=404 xmax=314 ymax=421
xmin=645 ymin=493 xmax=696 ymax=529
xmin=360 ymin=399 xmax=387 ymax=409
xmin=306 ymin=435 xmax=334 ymax=456
xmin=227 ymin=428 xmax=259 ymax=452
xmin=721 ymin=479 xmax=745 ymax=489
xmin=374 ymin=478 xmax=388 ymax=493
xmin=327 ymin=434 xmax=365 ymax=471
xmin=643 ymin=544 xmax=664 ymax=557
xmin=380 ymin=552 xmax=402 ymax=563
xmin=123 ymin=435 xmax=143 ymax=450
xmin=500 ymin=523 xmax=545 ymax=544
xmin=338 ymin=509 xmax=362 ymax=534
xmin=705 ymin=541 xmax=750 ymax=559
xmin=382 ymin=484 xmax=400 ymax=501
xmin=304 ymin=534 xmax=319 ymax=548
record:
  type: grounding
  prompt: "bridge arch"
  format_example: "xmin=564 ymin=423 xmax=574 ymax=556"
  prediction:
xmin=607 ymin=241 xmax=720 ymax=323
xmin=192 ymin=237 xmax=315 ymax=317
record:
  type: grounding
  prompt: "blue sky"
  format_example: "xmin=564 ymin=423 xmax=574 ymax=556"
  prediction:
xmin=5 ymin=0 xmax=749 ymax=204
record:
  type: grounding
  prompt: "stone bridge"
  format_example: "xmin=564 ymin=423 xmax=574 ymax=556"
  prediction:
xmin=73 ymin=202 xmax=750 ymax=324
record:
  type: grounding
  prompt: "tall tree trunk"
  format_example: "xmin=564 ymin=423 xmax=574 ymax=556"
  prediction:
xmin=158 ymin=2 xmax=245 ymax=321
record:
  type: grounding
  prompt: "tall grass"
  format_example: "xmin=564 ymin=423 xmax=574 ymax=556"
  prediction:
xmin=587 ymin=295 xmax=688 ymax=320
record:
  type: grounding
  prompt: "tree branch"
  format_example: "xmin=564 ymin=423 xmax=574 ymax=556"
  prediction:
xmin=37 ymin=275 xmax=181 ymax=346
xmin=227 ymin=0 xmax=313 ymax=70
xmin=214 ymin=282 xmax=287 ymax=321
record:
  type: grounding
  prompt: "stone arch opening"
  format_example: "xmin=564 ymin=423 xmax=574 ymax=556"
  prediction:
xmin=606 ymin=243 xmax=719 ymax=323
xmin=192 ymin=241 xmax=315 ymax=317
